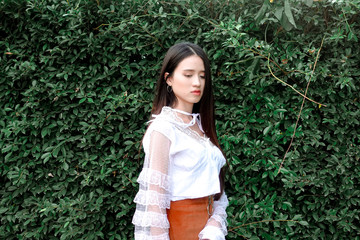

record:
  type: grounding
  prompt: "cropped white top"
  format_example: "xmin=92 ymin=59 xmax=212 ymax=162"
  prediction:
xmin=132 ymin=106 xmax=228 ymax=240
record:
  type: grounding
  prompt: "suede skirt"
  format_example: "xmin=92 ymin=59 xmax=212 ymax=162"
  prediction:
xmin=166 ymin=197 xmax=213 ymax=240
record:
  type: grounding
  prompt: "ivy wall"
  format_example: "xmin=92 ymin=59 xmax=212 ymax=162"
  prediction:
xmin=1 ymin=0 xmax=359 ymax=239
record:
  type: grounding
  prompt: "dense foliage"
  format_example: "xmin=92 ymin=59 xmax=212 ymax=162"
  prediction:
xmin=1 ymin=0 xmax=359 ymax=239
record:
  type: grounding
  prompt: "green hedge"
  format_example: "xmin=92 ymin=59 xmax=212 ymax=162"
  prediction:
xmin=1 ymin=0 xmax=359 ymax=239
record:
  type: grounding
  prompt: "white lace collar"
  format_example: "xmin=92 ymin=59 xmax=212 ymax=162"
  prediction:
xmin=150 ymin=106 xmax=211 ymax=143
xmin=150 ymin=106 xmax=201 ymax=128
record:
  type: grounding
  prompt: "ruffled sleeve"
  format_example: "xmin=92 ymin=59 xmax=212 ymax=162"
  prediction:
xmin=198 ymin=192 xmax=229 ymax=240
xmin=132 ymin=127 xmax=172 ymax=240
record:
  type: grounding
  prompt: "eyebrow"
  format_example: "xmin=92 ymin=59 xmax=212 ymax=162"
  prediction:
xmin=182 ymin=69 xmax=205 ymax=72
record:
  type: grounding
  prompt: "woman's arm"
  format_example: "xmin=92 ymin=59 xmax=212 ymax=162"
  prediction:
xmin=198 ymin=192 xmax=229 ymax=240
xmin=132 ymin=130 xmax=172 ymax=240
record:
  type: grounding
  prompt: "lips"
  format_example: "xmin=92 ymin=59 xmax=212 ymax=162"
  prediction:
xmin=191 ymin=90 xmax=201 ymax=95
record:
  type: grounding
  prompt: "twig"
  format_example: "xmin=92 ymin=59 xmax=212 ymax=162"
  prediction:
xmin=177 ymin=14 xmax=192 ymax=31
xmin=246 ymin=47 xmax=288 ymax=75
xmin=94 ymin=13 xmax=190 ymax=31
xmin=124 ymin=173 xmax=134 ymax=185
xmin=245 ymin=46 xmax=326 ymax=106
xmin=278 ymin=37 xmax=325 ymax=174
xmin=229 ymin=219 xmax=300 ymax=231
xmin=97 ymin=94 xmax=128 ymax=133
xmin=134 ymin=22 xmax=164 ymax=49
xmin=267 ymin=55 xmax=327 ymax=107
xmin=342 ymin=8 xmax=355 ymax=37
xmin=228 ymin=229 xmax=248 ymax=239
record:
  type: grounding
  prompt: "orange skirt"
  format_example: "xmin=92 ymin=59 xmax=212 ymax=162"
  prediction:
xmin=166 ymin=197 xmax=213 ymax=240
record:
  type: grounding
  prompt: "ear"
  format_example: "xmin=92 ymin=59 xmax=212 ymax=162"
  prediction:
xmin=165 ymin=72 xmax=172 ymax=86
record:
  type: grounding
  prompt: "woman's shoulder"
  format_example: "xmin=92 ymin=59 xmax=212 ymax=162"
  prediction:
xmin=145 ymin=107 xmax=177 ymax=140
xmin=147 ymin=118 xmax=174 ymax=135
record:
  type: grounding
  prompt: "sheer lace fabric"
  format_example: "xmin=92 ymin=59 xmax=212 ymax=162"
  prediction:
xmin=198 ymin=192 xmax=229 ymax=240
xmin=133 ymin=107 xmax=228 ymax=240
xmin=132 ymin=131 xmax=171 ymax=239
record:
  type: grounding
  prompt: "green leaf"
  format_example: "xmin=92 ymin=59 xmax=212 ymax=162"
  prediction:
xmin=41 ymin=128 xmax=48 ymax=138
xmin=63 ymin=162 xmax=69 ymax=171
xmin=124 ymin=140 xmax=133 ymax=146
xmin=274 ymin=109 xmax=287 ymax=113
xmin=2 ymin=145 xmax=12 ymax=153
xmin=90 ymin=192 xmax=94 ymax=200
xmin=255 ymin=2 xmax=268 ymax=24
xmin=274 ymin=7 xmax=283 ymax=21
xmin=305 ymin=0 xmax=313 ymax=7
xmin=284 ymin=0 xmax=296 ymax=28
xmin=283 ymin=201 xmax=292 ymax=208
xmin=299 ymin=221 xmax=309 ymax=226
xmin=52 ymin=146 xmax=60 ymax=158
xmin=41 ymin=152 xmax=51 ymax=159
xmin=213 ymin=50 xmax=222 ymax=60
xmin=0 ymin=207 xmax=8 ymax=214
xmin=263 ymin=125 xmax=272 ymax=135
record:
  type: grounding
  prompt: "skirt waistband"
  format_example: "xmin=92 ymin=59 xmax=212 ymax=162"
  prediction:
xmin=170 ymin=196 xmax=214 ymax=215
xmin=167 ymin=196 xmax=214 ymax=240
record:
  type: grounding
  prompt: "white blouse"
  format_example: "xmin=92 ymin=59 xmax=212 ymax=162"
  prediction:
xmin=132 ymin=106 xmax=228 ymax=240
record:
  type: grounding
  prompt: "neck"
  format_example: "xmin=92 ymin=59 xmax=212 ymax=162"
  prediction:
xmin=172 ymin=103 xmax=193 ymax=114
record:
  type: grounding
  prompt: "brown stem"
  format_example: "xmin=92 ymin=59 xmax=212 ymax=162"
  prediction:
xmin=278 ymin=37 xmax=325 ymax=174
xmin=229 ymin=219 xmax=300 ymax=231
xmin=267 ymin=55 xmax=327 ymax=107
xmin=246 ymin=47 xmax=288 ymax=75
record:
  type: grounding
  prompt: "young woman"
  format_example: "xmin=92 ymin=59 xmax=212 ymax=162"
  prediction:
xmin=132 ymin=42 xmax=228 ymax=240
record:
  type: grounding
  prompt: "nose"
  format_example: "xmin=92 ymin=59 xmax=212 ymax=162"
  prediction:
xmin=192 ymin=76 xmax=201 ymax=86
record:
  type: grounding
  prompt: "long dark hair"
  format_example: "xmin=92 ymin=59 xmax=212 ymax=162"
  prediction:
xmin=151 ymin=42 xmax=225 ymax=200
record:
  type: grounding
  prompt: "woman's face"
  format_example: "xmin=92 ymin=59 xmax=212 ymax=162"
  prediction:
xmin=165 ymin=55 xmax=205 ymax=112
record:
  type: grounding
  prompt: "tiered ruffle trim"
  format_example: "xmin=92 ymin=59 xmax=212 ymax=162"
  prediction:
xmin=132 ymin=210 xmax=170 ymax=228
xmin=134 ymin=231 xmax=170 ymax=240
xmin=134 ymin=189 xmax=170 ymax=209
xmin=137 ymin=168 xmax=171 ymax=191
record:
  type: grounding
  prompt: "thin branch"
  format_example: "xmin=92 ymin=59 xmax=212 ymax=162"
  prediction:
xmin=246 ymin=47 xmax=288 ymax=75
xmin=124 ymin=174 xmax=134 ymax=185
xmin=97 ymin=94 xmax=128 ymax=133
xmin=134 ymin=22 xmax=164 ymax=49
xmin=342 ymin=8 xmax=354 ymax=36
xmin=245 ymin=47 xmax=326 ymax=107
xmin=229 ymin=219 xmax=300 ymax=231
xmin=94 ymin=13 xmax=190 ymax=30
xmin=278 ymin=37 xmax=325 ymax=174
xmin=177 ymin=14 xmax=192 ymax=31
xmin=228 ymin=229 xmax=248 ymax=239
xmin=267 ymin=55 xmax=327 ymax=107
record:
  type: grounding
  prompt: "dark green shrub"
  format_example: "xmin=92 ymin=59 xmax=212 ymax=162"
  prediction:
xmin=1 ymin=0 xmax=359 ymax=239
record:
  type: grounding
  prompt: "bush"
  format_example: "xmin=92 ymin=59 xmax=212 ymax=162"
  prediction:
xmin=1 ymin=0 xmax=359 ymax=239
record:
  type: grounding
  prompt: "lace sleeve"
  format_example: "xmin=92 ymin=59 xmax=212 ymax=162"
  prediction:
xmin=132 ymin=130 xmax=171 ymax=240
xmin=198 ymin=192 xmax=229 ymax=240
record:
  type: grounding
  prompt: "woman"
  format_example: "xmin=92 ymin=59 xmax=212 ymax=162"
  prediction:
xmin=132 ymin=42 xmax=228 ymax=240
